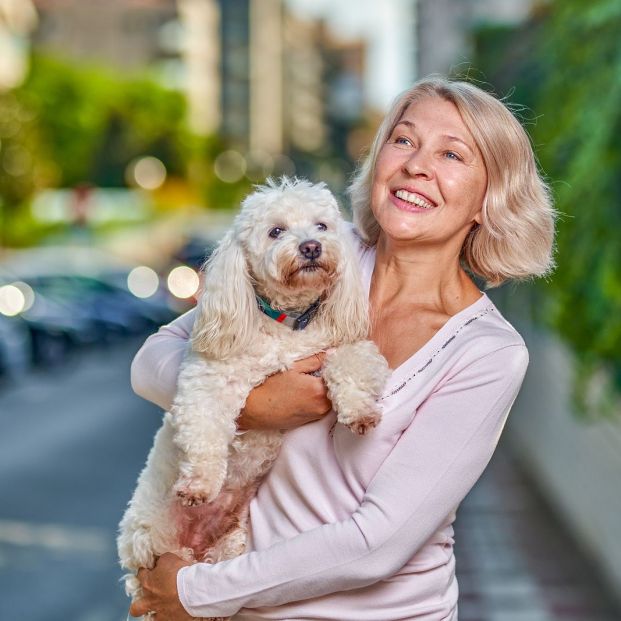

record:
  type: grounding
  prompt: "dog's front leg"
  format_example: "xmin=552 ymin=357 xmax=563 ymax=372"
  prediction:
xmin=323 ymin=341 xmax=390 ymax=435
xmin=171 ymin=354 xmax=248 ymax=506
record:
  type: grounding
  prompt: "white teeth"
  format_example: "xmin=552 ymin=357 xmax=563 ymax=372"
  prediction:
xmin=395 ymin=190 xmax=434 ymax=209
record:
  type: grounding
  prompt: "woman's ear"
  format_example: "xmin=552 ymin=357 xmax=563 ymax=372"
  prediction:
xmin=319 ymin=227 xmax=370 ymax=344
xmin=191 ymin=230 xmax=258 ymax=358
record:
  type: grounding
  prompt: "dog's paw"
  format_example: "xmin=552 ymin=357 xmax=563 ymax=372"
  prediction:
xmin=174 ymin=474 xmax=223 ymax=506
xmin=124 ymin=573 xmax=142 ymax=599
xmin=174 ymin=479 xmax=208 ymax=506
xmin=345 ymin=411 xmax=381 ymax=435
xmin=338 ymin=401 xmax=382 ymax=435
xmin=179 ymin=547 xmax=196 ymax=562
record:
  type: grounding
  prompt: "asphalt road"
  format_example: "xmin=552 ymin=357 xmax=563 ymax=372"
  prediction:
xmin=0 ymin=338 xmax=162 ymax=621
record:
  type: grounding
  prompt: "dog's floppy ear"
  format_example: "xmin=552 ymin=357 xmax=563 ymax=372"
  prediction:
xmin=191 ymin=229 xmax=258 ymax=358
xmin=320 ymin=226 xmax=370 ymax=344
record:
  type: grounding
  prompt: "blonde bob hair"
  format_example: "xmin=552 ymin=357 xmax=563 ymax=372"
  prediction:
xmin=348 ymin=76 xmax=556 ymax=287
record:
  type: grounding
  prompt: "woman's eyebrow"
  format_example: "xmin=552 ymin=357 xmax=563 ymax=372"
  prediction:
xmin=392 ymin=122 xmax=476 ymax=155
xmin=393 ymin=120 xmax=414 ymax=130
xmin=443 ymin=135 xmax=475 ymax=155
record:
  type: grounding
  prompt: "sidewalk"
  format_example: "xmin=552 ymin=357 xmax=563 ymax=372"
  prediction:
xmin=454 ymin=440 xmax=620 ymax=621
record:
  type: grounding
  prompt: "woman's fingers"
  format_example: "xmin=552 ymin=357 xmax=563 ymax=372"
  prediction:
xmin=238 ymin=352 xmax=332 ymax=430
xmin=128 ymin=555 xmax=192 ymax=620
xmin=129 ymin=568 xmax=151 ymax=617
xmin=129 ymin=597 xmax=150 ymax=617
xmin=291 ymin=352 xmax=327 ymax=374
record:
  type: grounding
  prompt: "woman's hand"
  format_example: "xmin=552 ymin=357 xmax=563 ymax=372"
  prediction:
xmin=129 ymin=553 xmax=192 ymax=620
xmin=238 ymin=353 xmax=332 ymax=431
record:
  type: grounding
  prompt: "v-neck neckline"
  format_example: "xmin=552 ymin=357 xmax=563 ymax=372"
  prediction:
xmin=360 ymin=245 xmax=491 ymax=378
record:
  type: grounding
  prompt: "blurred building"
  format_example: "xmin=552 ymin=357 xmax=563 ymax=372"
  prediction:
xmin=415 ymin=0 xmax=536 ymax=76
xmin=180 ymin=0 xmax=367 ymax=162
xmin=284 ymin=14 xmax=366 ymax=158
xmin=0 ymin=0 xmax=38 ymax=90
xmin=32 ymin=0 xmax=178 ymax=72
xmin=179 ymin=0 xmax=286 ymax=155
xmin=283 ymin=13 xmax=326 ymax=154
xmin=177 ymin=0 xmax=220 ymax=135
xmin=28 ymin=0 xmax=370 ymax=167
xmin=248 ymin=0 xmax=283 ymax=155
xmin=323 ymin=32 xmax=365 ymax=156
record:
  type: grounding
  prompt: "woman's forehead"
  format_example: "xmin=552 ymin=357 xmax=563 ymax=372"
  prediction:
xmin=397 ymin=97 xmax=482 ymax=157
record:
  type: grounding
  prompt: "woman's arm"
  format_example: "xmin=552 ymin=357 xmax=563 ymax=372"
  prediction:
xmin=130 ymin=309 xmax=332 ymax=427
xmin=173 ymin=344 xmax=528 ymax=618
xmin=131 ymin=309 xmax=195 ymax=411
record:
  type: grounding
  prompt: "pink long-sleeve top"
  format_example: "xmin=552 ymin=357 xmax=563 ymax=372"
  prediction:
xmin=130 ymin=241 xmax=528 ymax=621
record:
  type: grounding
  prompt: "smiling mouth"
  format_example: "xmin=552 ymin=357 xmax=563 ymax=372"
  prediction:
xmin=394 ymin=189 xmax=436 ymax=209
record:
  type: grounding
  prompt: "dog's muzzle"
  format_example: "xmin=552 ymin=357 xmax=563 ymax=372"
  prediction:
xmin=299 ymin=239 xmax=322 ymax=260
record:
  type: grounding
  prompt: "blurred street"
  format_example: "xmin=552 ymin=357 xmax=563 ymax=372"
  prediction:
xmin=455 ymin=445 xmax=621 ymax=621
xmin=0 ymin=338 xmax=619 ymax=621
xmin=0 ymin=338 xmax=161 ymax=621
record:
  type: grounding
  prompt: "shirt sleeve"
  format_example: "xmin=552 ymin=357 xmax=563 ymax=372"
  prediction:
xmin=130 ymin=308 xmax=196 ymax=411
xmin=176 ymin=343 xmax=529 ymax=617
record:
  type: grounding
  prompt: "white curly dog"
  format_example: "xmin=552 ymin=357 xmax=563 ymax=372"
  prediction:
xmin=118 ymin=177 xmax=389 ymax=619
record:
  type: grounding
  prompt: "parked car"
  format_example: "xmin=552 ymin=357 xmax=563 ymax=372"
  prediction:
xmin=171 ymin=236 xmax=216 ymax=272
xmin=24 ymin=274 xmax=174 ymax=338
xmin=0 ymin=315 xmax=31 ymax=379
xmin=0 ymin=246 xmax=178 ymax=366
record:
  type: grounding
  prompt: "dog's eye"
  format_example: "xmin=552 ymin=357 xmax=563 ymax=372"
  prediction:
xmin=269 ymin=227 xmax=285 ymax=238
xmin=316 ymin=222 xmax=327 ymax=231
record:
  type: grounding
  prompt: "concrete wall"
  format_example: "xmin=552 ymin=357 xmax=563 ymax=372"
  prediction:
xmin=504 ymin=316 xmax=621 ymax=603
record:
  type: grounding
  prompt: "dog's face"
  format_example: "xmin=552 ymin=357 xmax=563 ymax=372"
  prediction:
xmin=235 ymin=182 xmax=346 ymax=309
xmin=193 ymin=179 xmax=369 ymax=356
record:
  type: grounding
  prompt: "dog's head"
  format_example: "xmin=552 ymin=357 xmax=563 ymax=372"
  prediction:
xmin=192 ymin=178 xmax=370 ymax=358
xmin=236 ymin=178 xmax=345 ymax=309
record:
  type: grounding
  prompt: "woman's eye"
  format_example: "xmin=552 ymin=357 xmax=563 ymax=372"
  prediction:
xmin=444 ymin=151 xmax=462 ymax=161
xmin=393 ymin=136 xmax=413 ymax=147
xmin=269 ymin=227 xmax=284 ymax=238
xmin=316 ymin=222 xmax=327 ymax=231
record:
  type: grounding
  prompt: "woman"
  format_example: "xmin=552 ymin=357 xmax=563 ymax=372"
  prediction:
xmin=129 ymin=77 xmax=555 ymax=620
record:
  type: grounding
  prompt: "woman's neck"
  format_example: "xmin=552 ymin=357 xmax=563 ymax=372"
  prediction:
xmin=370 ymin=235 xmax=481 ymax=316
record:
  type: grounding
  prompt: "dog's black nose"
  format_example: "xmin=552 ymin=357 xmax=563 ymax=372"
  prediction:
xmin=299 ymin=239 xmax=322 ymax=260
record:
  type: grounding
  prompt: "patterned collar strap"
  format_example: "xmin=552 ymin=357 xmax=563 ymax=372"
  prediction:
xmin=256 ymin=295 xmax=321 ymax=330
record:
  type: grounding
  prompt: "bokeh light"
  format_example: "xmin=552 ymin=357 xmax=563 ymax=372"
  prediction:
xmin=128 ymin=156 xmax=167 ymax=190
xmin=2 ymin=145 xmax=32 ymax=177
xmin=271 ymin=154 xmax=296 ymax=178
xmin=214 ymin=150 xmax=246 ymax=183
xmin=0 ymin=284 xmax=27 ymax=316
xmin=245 ymin=150 xmax=274 ymax=182
xmin=12 ymin=281 xmax=35 ymax=311
xmin=167 ymin=265 xmax=200 ymax=299
xmin=127 ymin=266 xmax=160 ymax=299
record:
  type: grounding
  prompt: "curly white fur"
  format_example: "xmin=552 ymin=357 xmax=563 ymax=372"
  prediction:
xmin=117 ymin=178 xmax=389 ymax=620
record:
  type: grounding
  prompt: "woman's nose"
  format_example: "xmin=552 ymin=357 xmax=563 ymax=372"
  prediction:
xmin=402 ymin=149 xmax=433 ymax=178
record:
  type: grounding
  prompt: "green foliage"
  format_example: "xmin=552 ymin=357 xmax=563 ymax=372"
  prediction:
xmin=0 ymin=91 xmax=47 ymax=208
xmin=186 ymin=134 xmax=252 ymax=211
xmin=0 ymin=54 xmax=253 ymax=245
xmin=532 ymin=0 xmax=621 ymax=388
xmin=20 ymin=54 xmax=190 ymax=187
xmin=471 ymin=0 xmax=621 ymax=407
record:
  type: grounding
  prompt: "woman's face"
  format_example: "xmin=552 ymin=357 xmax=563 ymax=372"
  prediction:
xmin=371 ymin=96 xmax=487 ymax=248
